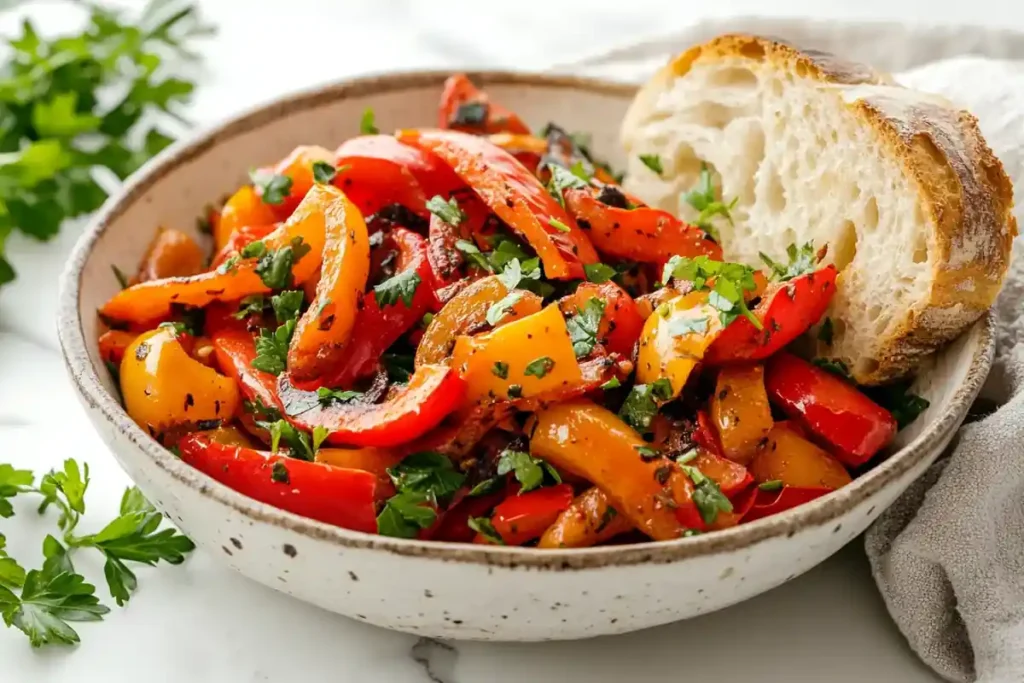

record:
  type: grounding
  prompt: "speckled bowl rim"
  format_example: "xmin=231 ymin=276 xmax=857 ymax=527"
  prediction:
xmin=57 ymin=70 xmax=995 ymax=570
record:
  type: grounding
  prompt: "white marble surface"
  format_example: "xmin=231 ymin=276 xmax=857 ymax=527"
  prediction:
xmin=2 ymin=1 xmax=1020 ymax=681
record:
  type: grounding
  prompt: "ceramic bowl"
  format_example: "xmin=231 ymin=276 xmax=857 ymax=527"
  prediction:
xmin=57 ymin=71 xmax=994 ymax=641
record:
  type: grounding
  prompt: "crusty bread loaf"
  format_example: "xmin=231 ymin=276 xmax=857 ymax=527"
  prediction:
xmin=620 ymin=34 xmax=1016 ymax=384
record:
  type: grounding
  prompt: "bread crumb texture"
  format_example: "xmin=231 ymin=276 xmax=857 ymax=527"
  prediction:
xmin=621 ymin=34 xmax=1016 ymax=384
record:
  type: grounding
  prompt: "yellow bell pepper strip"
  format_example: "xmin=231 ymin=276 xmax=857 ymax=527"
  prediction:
xmin=202 ymin=425 xmax=259 ymax=449
xmin=636 ymin=291 xmax=724 ymax=397
xmin=397 ymin=129 xmax=599 ymax=280
xmin=314 ymin=446 xmax=405 ymax=485
xmin=749 ymin=422 xmax=852 ymax=491
xmin=100 ymin=184 xmax=339 ymax=325
xmin=136 ymin=228 xmax=205 ymax=283
xmin=709 ymin=364 xmax=774 ymax=465
xmin=120 ymin=327 xmax=241 ymax=441
xmin=215 ymin=185 xmax=279 ymax=252
xmin=279 ymin=363 xmax=465 ymax=448
xmin=287 ymin=189 xmax=370 ymax=382
xmin=537 ymin=486 xmax=635 ymax=549
xmin=257 ymin=144 xmax=335 ymax=220
xmin=529 ymin=400 xmax=705 ymax=539
xmin=450 ymin=303 xmax=582 ymax=405
xmin=415 ymin=275 xmax=543 ymax=368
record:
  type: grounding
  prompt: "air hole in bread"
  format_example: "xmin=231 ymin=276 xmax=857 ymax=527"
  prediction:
xmin=738 ymin=42 xmax=766 ymax=60
xmin=706 ymin=67 xmax=758 ymax=89
xmin=863 ymin=197 xmax=879 ymax=230
xmin=831 ymin=220 xmax=858 ymax=271
xmin=692 ymin=102 xmax=735 ymax=130
xmin=764 ymin=167 xmax=785 ymax=213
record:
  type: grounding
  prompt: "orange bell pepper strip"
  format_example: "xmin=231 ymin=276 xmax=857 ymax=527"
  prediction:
xmin=558 ymin=281 xmax=644 ymax=357
xmin=537 ymin=486 xmax=634 ymax=549
xmin=397 ymin=129 xmax=599 ymax=279
xmin=100 ymin=184 xmax=338 ymax=325
xmin=438 ymin=73 xmax=531 ymax=135
xmin=564 ymin=188 xmax=722 ymax=264
xmin=636 ymin=291 xmax=724 ymax=397
xmin=709 ymin=364 xmax=773 ymax=465
xmin=487 ymin=133 xmax=546 ymax=174
xmin=477 ymin=484 xmax=575 ymax=546
xmin=98 ymin=329 xmax=139 ymax=365
xmin=179 ymin=433 xmax=380 ymax=533
xmin=136 ymin=228 xmax=205 ymax=282
xmin=120 ymin=328 xmax=241 ymax=440
xmin=314 ymin=446 xmax=404 ymax=483
xmin=287 ymin=190 xmax=370 ymax=382
xmin=211 ymin=223 xmax=279 ymax=270
xmin=764 ymin=353 xmax=896 ymax=467
xmin=704 ymin=266 xmax=837 ymax=364
xmin=692 ymin=449 xmax=753 ymax=497
xmin=279 ymin=363 xmax=465 ymax=448
xmin=258 ymin=145 xmax=336 ymax=219
xmin=450 ymin=303 xmax=582 ymax=405
xmin=749 ymin=422 xmax=853 ymax=490
xmin=529 ymin=401 xmax=705 ymax=539
xmin=202 ymin=425 xmax=259 ymax=449
xmin=416 ymin=275 xmax=543 ymax=367
xmin=215 ymin=185 xmax=279 ymax=252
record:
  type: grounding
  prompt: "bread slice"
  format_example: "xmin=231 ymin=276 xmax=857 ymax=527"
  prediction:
xmin=620 ymin=34 xmax=1016 ymax=384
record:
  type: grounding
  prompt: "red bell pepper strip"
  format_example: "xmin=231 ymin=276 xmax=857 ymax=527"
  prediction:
xmin=209 ymin=324 xmax=283 ymax=414
xmin=279 ymin=363 xmax=465 ymax=448
xmin=398 ymin=129 xmax=599 ymax=280
xmin=478 ymin=484 xmax=575 ymax=545
xmin=425 ymin=193 xmax=494 ymax=296
xmin=564 ymin=187 xmax=722 ymax=264
xmin=742 ymin=486 xmax=832 ymax=523
xmin=431 ymin=490 xmax=505 ymax=543
xmin=317 ymin=227 xmax=438 ymax=389
xmin=211 ymin=223 xmax=279 ymax=269
xmin=694 ymin=410 xmax=723 ymax=457
xmin=333 ymin=135 xmax=462 ymax=218
xmin=704 ymin=266 xmax=837 ymax=364
xmin=439 ymin=73 xmax=531 ymax=135
xmin=558 ymin=282 xmax=644 ymax=357
xmin=179 ymin=433 xmax=380 ymax=533
xmin=764 ymin=353 xmax=897 ymax=467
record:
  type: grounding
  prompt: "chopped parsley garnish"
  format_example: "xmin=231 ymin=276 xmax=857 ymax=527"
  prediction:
xmin=634 ymin=445 xmax=661 ymax=461
xmin=548 ymin=217 xmax=571 ymax=233
xmin=618 ymin=379 xmax=673 ymax=434
xmin=566 ymin=297 xmax=605 ymax=358
xmin=271 ymin=290 xmax=304 ymax=323
xmin=523 ymin=356 xmax=555 ymax=379
xmin=257 ymin=419 xmax=317 ymax=460
xmin=864 ymin=381 xmax=931 ymax=430
xmin=376 ymin=492 xmax=435 ymax=539
xmin=373 ymin=270 xmax=421 ymax=308
xmin=360 ymin=107 xmax=379 ymax=135
xmin=311 ymin=160 xmax=337 ymax=184
xmin=675 ymin=449 xmax=698 ymax=465
xmin=467 ymin=516 xmax=504 ymax=544
xmin=485 ymin=291 xmax=523 ymax=326
xmin=270 ymin=461 xmax=290 ymax=484
xmin=383 ymin=353 xmax=415 ymax=384
xmin=233 ymin=294 xmax=268 ymax=320
xmin=253 ymin=237 xmax=311 ymax=291
xmin=507 ymin=384 xmax=523 ymax=399
xmin=377 ymin=453 xmax=465 ymax=538
xmin=467 ymin=477 xmax=503 ymax=497
xmin=497 ymin=450 xmax=561 ymax=494
xmin=426 ymin=195 xmax=466 ymax=226
xmin=639 ymin=154 xmax=663 ymax=176
xmin=317 ymin=387 xmax=363 ymax=406
xmin=583 ymin=262 xmax=617 ymax=284
xmin=812 ymin=358 xmax=851 ymax=379
xmin=455 ymin=239 xmax=493 ymax=272
xmin=760 ymin=242 xmax=819 ymax=281
xmin=682 ymin=162 xmax=737 ymax=242
xmin=451 ymin=102 xmax=488 ymax=127
xmin=249 ymin=169 xmax=292 ymax=205
xmin=599 ymin=377 xmax=621 ymax=391
xmin=818 ymin=317 xmax=834 ymax=345
xmin=546 ymin=163 xmax=589 ymax=204
xmin=492 ymin=361 xmax=510 ymax=379
xmin=569 ymin=160 xmax=591 ymax=182
xmin=250 ymin=320 xmax=295 ymax=376
xmin=662 ymin=255 xmax=761 ymax=329
xmin=680 ymin=465 xmax=733 ymax=524
xmin=758 ymin=479 xmax=783 ymax=492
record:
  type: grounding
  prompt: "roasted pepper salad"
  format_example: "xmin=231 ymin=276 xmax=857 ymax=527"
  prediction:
xmin=96 ymin=75 xmax=928 ymax=547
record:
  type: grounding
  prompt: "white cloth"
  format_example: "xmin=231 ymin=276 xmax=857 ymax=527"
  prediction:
xmin=567 ymin=18 xmax=1024 ymax=683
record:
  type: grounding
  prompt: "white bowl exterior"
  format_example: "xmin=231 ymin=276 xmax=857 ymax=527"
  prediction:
xmin=61 ymin=72 xmax=992 ymax=641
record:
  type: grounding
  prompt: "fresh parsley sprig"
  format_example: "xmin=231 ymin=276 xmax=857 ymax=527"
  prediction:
xmin=682 ymin=163 xmax=737 ymax=242
xmin=377 ymin=453 xmax=466 ymax=538
xmin=662 ymin=255 xmax=762 ymax=330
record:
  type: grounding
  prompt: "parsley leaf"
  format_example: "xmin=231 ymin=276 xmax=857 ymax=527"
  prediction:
xmin=455 ymin=239 xmax=493 ymax=272
xmin=497 ymin=450 xmax=561 ymax=494
xmin=545 ymin=163 xmax=589 ymax=205
xmin=492 ymin=361 xmax=510 ymax=379
xmin=548 ymin=217 xmax=571 ymax=233
xmin=257 ymin=419 xmax=315 ymax=461
xmin=312 ymin=426 xmax=329 ymax=453
xmin=0 ymin=535 xmax=25 ymax=590
xmin=251 ymin=319 xmax=295 ymax=375
xmin=485 ymin=291 xmax=523 ymax=327
xmin=680 ymin=465 xmax=733 ymax=524
xmin=0 ymin=566 xmax=110 ymax=648
xmin=566 ymin=297 xmax=605 ymax=358
xmin=864 ymin=381 xmax=931 ymax=430
xmin=758 ymin=480 xmax=783 ymax=492
xmin=0 ymin=464 xmax=34 ymax=518
xmin=249 ymin=170 xmax=292 ymax=205
xmin=253 ymin=237 xmax=311 ymax=291
xmin=376 ymin=491 xmax=435 ymax=539
xmin=812 ymin=358 xmax=851 ymax=379
xmin=360 ymin=107 xmax=379 ymax=135
xmin=311 ymin=160 xmax=336 ymax=184
xmin=317 ymin=387 xmax=363 ymax=406
xmin=271 ymin=461 xmax=290 ymax=484
xmin=233 ymin=294 xmax=268 ymax=320
xmin=639 ymin=154 xmax=663 ymax=175
xmin=467 ymin=516 xmax=504 ymax=544
xmin=523 ymin=356 xmax=555 ymax=379
xmin=374 ymin=271 xmax=421 ymax=308
xmin=599 ymin=377 xmax=621 ymax=391
xmin=426 ymin=195 xmax=466 ymax=226
xmin=662 ymin=255 xmax=761 ymax=330
xmin=270 ymin=290 xmax=304 ymax=323
xmin=759 ymin=242 xmax=818 ymax=281
xmin=584 ymin=262 xmax=617 ymax=284
xmin=618 ymin=380 xmax=672 ymax=434
xmin=682 ymin=163 xmax=737 ymax=242
xmin=387 ymin=452 xmax=465 ymax=504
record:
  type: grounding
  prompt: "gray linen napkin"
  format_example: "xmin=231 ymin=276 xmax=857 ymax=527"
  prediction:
xmin=564 ymin=18 xmax=1024 ymax=683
